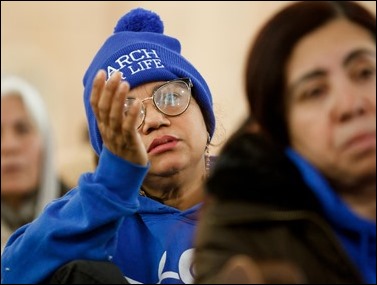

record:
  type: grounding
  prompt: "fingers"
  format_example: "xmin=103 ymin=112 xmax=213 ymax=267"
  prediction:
xmin=121 ymin=98 xmax=143 ymax=147
xmin=98 ymin=72 xmax=122 ymax=125
xmin=89 ymin=70 xmax=148 ymax=164
xmin=91 ymin=70 xmax=131 ymax=130
xmin=109 ymin=81 xmax=130 ymax=130
xmin=90 ymin=70 xmax=106 ymax=120
xmin=122 ymin=96 xmax=142 ymax=130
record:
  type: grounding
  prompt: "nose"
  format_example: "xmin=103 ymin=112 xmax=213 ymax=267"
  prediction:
xmin=331 ymin=81 xmax=372 ymax=123
xmin=140 ymin=99 xmax=170 ymax=134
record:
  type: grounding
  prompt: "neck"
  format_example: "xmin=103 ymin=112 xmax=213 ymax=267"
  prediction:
xmin=1 ymin=191 xmax=36 ymax=211
xmin=142 ymin=163 xmax=207 ymax=211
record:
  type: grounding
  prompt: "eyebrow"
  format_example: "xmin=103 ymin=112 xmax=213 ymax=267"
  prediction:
xmin=343 ymin=48 xmax=375 ymax=67
xmin=288 ymin=48 xmax=376 ymax=94
xmin=126 ymin=82 xmax=164 ymax=100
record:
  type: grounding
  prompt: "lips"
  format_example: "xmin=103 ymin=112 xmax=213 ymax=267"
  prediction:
xmin=2 ymin=163 xmax=24 ymax=175
xmin=342 ymin=131 xmax=376 ymax=153
xmin=147 ymin=135 xmax=179 ymax=154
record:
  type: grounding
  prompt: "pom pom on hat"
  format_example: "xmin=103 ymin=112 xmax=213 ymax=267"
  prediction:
xmin=114 ymin=8 xmax=164 ymax=34
xmin=83 ymin=8 xmax=215 ymax=155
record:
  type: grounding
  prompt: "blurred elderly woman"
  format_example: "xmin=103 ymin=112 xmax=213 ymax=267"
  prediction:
xmin=1 ymin=75 xmax=68 ymax=253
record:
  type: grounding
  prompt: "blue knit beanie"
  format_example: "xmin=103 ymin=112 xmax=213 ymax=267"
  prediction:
xmin=83 ymin=8 xmax=215 ymax=155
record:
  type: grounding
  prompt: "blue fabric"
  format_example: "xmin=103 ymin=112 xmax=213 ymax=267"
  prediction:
xmin=83 ymin=8 xmax=215 ymax=156
xmin=1 ymin=148 xmax=200 ymax=284
xmin=286 ymin=148 xmax=376 ymax=284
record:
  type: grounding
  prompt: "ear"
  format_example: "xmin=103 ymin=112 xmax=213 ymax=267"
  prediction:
xmin=215 ymin=255 xmax=307 ymax=284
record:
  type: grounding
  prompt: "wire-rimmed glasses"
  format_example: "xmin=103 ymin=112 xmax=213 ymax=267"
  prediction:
xmin=124 ymin=78 xmax=193 ymax=129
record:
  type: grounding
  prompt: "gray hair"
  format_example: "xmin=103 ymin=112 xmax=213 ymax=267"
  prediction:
xmin=1 ymin=75 xmax=60 ymax=215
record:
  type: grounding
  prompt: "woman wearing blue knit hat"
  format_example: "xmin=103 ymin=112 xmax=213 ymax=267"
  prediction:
xmin=1 ymin=8 xmax=215 ymax=284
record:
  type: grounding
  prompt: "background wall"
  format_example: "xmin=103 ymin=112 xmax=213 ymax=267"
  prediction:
xmin=2 ymin=1 xmax=375 ymax=187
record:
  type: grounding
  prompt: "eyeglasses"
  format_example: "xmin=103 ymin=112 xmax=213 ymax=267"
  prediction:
xmin=124 ymin=78 xmax=193 ymax=129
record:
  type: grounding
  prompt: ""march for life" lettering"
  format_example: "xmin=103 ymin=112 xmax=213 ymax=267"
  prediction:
xmin=106 ymin=49 xmax=165 ymax=80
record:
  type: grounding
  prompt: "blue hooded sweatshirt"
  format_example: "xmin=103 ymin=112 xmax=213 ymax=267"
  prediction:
xmin=1 ymin=146 xmax=201 ymax=284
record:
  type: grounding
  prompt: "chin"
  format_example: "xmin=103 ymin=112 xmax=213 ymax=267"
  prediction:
xmin=151 ymin=162 xmax=183 ymax=177
xmin=153 ymin=155 xmax=186 ymax=171
xmin=343 ymin=147 xmax=375 ymax=172
xmin=340 ymin=164 xmax=376 ymax=187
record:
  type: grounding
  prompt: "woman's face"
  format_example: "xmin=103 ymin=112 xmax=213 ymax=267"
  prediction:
xmin=285 ymin=19 xmax=376 ymax=186
xmin=1 ymin=95 xmax=43 ymax=197
xmin=127 ymin=81 xmax=208 ymax=179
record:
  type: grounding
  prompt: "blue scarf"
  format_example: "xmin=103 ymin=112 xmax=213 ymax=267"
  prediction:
xmin=286 ymin=148 xmax=376 ymax=284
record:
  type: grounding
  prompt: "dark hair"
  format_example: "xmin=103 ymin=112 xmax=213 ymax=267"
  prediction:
xmin=245 ymin=1 xmax=376 ymax=147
